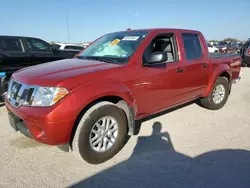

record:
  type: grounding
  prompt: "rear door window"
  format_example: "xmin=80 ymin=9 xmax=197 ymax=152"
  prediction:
xmin=182 ymin=34 xmax=202 ymax=60
xmin=0 ymin=38 xmax=23 ymax=52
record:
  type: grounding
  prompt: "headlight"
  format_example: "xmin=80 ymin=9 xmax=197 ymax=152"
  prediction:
xmin=222 ymin=47 xmax=227 ymax=50
xmin=31 ymin=87 xmax=69 ymax=106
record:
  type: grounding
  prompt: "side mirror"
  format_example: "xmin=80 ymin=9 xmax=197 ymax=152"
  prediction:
xmin=145 ymin=52 xmax=168 ymax=65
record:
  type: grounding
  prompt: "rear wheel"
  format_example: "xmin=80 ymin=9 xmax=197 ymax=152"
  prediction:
xmin=72 ymin=102 xmax=128 ymax=164
xmin=200 ymin=77 xmax=229 ymax=110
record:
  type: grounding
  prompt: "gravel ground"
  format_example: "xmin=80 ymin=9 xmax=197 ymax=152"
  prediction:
xmin=1 ymin=68 xmax=250 ymax=188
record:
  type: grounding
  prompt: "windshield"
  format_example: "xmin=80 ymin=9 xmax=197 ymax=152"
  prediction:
xmin=218 ymin=42 xmax=227 ymax=46
xmin=77 ymin=31 xmax=149 ymax=63
xmin=207 ymin=43 xmax=212 ymax=47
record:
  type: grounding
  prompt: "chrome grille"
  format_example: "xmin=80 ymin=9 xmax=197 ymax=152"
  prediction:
xmin=7 ymin=79 xmax=38 ymax=108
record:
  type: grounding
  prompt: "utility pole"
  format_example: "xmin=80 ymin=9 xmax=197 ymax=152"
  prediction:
xmin=66 ymin=12 xmax=70 ymax=43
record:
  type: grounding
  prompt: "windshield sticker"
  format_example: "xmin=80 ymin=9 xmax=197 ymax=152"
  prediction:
xmin=122 ymin=36 xmax=140 ymax=41
xmin=110 ymin=39 xmax=121 ymax=45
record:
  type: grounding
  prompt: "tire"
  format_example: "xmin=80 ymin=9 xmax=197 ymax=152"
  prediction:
xmin=72 ymin=101 xmax=128 ymax=164
xmin=200 ymin=77 xmax=229 ymax=110
xmin=242 ymin=61 xmax=248 ymax=67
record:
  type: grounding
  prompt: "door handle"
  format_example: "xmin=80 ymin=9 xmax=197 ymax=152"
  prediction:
xmin=176 ymin=68 xmax=184 ymax=73
xmin=202 ymin=64 xmax=209 ymax=68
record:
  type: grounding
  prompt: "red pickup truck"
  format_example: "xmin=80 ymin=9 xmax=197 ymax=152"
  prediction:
xmin=5 ymin=28 xmax=241 ymax=164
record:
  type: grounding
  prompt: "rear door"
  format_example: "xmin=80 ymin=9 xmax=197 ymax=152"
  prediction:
xmin=179 ymin=33 xmax=210 ymax=97
xmin=24 ymin=38 xmax=62 ymax=66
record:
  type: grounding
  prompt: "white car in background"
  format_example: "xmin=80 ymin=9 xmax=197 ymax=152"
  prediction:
xmin=51 ymin=43 xmax=84 ymax=51
xmin=207 ymin=43 xmax=219 ymax=53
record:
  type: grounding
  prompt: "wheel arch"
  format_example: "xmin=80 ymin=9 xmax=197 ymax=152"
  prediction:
xmin=202 ymin=64 xmax=232 ymax=97
xmin=69 ymin=95 xmax=136 ymax=149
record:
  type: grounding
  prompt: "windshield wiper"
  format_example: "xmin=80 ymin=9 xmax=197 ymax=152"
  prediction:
xmin=76 ymin=56 xmax=118 ymax=63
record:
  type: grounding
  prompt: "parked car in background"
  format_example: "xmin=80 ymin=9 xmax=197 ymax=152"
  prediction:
xmin=51 ymin=42 xmax=84 ymax=52
xmin=215 ymin=41 xmax=229 ymax=53
xmin=5 ymin=28 xmax=241 ymax=164
xmin=227 ymin=42 xmax=243 ymax=54
xmin=81 ymin=42 xmax=91 ymax=48
xmin=240 ymin=38 xmax=250 ymax=67
xmin=207 ymin=43 xmax=219 ymax=53
xmin=0 ymin=35 xmax=77 ymax=101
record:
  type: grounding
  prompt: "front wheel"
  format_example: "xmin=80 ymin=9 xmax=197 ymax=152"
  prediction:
xmin=200 ymin=77 xmax=229 ymax=110
xmin=72 ymin=102 xmax=128 ymax=164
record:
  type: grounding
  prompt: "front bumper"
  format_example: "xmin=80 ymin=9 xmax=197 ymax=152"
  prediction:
xmin=8 ymin=112 xmax=32 ymax=138
xmin=5 ymin=98 xmax=76 ymax=146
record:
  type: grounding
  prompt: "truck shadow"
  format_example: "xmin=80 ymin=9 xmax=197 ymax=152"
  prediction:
xmin=71 ymin=122 xmax=250 ymax=188
xmin=134 ymin=100 xmax=200 ymax=135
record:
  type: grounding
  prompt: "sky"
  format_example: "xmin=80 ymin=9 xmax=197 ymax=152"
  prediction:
xmin=1 ymin=0 xmax=249 ymax=43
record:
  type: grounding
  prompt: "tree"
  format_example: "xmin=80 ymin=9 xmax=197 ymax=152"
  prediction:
xmin=223 ymin=38 xmax=238 ymax=42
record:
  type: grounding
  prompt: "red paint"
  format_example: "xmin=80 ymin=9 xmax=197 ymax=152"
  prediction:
xmin=6 ymin=28 xmax=241 ymax=146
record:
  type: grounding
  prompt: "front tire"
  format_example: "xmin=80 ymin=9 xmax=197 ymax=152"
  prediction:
xmin=72 ymin=102 xmax=128 ymax=164
xmin=200 ymin=77 xmax=229 ymax=110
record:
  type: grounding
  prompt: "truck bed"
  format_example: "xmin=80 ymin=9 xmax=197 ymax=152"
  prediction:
xmin=209 ymin=52 xmax=241 ymax=81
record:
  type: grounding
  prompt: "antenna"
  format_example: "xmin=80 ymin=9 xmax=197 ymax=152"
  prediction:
xmin=66 ymin=12 xmax=70 ymax=43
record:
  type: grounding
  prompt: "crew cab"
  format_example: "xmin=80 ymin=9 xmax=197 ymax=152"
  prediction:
xmin=0 ymin=36 xmax=79 ymax=101
xmin=5 ymin=28 xmax=241 ymax=164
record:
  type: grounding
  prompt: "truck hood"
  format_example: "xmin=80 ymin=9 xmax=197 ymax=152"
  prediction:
xmin=13 ymin=58 xmax=122 ymax=86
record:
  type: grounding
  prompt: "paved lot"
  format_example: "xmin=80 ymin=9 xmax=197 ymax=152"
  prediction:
xmin=1 ymin=68 xmax=250 ymax=188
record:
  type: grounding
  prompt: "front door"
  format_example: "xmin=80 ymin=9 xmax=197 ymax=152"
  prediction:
xmin=24 ymin=38 xmax=62 ymax=66
xmin=136 ymin=34 xmax=189 ymax=116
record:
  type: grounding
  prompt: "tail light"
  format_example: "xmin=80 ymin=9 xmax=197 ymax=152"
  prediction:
xmin=248 ymin=48 xmax=250 ymax=55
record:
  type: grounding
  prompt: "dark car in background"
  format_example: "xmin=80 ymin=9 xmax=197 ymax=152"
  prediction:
xmin=240 ymin=39 xmax=250 ymax=67
xmin=228 ymin=42 xmax=243 ymax=54
xmin=215 ymin=41 xmax=229 ymax=53
xmin=0 ymin=36 xmax=78 ymax=101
